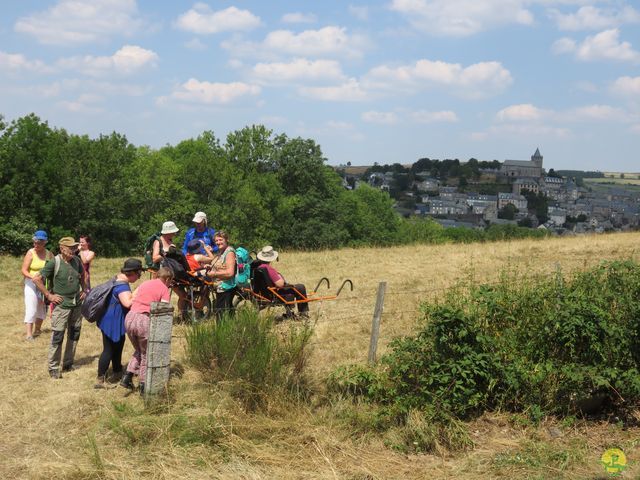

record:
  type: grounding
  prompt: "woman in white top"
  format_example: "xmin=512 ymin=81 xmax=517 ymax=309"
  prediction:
xmin=21 ymin=230 xmax=53 ymax=340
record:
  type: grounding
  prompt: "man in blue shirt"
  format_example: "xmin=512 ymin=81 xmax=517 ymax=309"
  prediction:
xmin=182 ymin=211 xmax=217 ymax=255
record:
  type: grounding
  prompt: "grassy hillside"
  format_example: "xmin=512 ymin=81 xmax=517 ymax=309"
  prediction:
xmin=2 ymin=233 xmax=640 ymax=478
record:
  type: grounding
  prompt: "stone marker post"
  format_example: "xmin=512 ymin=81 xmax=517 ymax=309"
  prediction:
xmin=145 ymin=301 xmax=174 ymax=399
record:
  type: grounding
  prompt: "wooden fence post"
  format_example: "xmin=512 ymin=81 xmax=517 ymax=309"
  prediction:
xmin=145 ymin=301 xmax=174 ymax=399
xmin=368 ymin=281 xmax=386 ymax=365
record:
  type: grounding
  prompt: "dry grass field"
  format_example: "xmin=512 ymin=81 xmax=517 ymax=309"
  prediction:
xmin=584 ymin=177 xmax=640 ymax=187
xmin=2 ymin=232 xmax=640 ymax=479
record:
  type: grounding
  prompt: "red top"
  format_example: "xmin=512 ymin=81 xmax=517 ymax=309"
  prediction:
xmin=130 ymin=279 xmax=170 ymax=314
xmin=257 ymin=263 xmax=284 ymax=285
xmin=185 ymin=253 xmax=201 ymax=272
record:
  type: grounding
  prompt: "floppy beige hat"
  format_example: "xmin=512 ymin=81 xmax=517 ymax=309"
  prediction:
xmin=257 ymin=245 xmax=278 ymax=262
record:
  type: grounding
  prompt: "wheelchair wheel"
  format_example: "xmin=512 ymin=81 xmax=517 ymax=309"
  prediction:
xmin=179 ymin=296 xmax=212 ymax=323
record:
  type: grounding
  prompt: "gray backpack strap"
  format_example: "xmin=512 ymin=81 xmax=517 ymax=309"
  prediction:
xmin=54 ymin=254 xmax=61 ymax=277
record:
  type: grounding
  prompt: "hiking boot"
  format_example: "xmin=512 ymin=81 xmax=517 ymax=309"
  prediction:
xmin=49 ymin=370 xmax=61 ymax=380
xmin=108 ymin=370 xmax=124 ymax=384
xmin=94 ymin=375 xmax=106 ymax=389
xmin=62 ymin=364 xmax=77 ymax=372
xmin=120 ymin=371 xmax=134 ymax=390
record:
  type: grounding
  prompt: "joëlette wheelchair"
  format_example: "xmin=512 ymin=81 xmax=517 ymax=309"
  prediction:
xmin=162 ymin=253 xmax=216 ymax=323
xmin=233 ymin=259 xmax=353 ymax=319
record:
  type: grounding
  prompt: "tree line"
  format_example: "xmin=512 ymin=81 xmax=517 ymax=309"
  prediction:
xmin=0 ymin=114 xmax=546 ymax=256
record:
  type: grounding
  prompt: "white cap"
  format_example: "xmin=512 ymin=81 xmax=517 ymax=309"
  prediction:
xmin=161 ymin=221 xmax=179 ymax=235
xmin=192 ymin=211 xmax=207 ymax=223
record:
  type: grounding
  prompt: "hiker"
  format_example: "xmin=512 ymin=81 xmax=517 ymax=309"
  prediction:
xmin=149 ymin=221 xmax=179 ymax=273
xmin=256 ymin=246 xmax=309 ymax=317
xmin=209 ymin=231 xmax=237 ymax=318
xmin=79 ymin=235 xmax=95 ymax=291
xmin=182 ymin=211 xmax=217 ymax=256
xmin=120 ymin=267 xmax=174 ymax=394
xmin=21 ymin=230 xmax=54 ymax=341
xmin=94 ymin=258 xmax=143 ymax=389
xmin=184 ymin=239 xmax=216 ymax=274
xmin=32 ymin=237 xmax=87 ymax=379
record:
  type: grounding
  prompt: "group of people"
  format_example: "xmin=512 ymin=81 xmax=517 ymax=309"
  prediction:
xmin=20 ymin=211 xmax=307 ymax=392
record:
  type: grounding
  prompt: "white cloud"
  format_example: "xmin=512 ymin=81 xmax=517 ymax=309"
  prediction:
xmin=281 ymin=12 xmax=317 ymax=24
xmin=555 ymin=29 xmax=640 ymax=62
xmin=497 ymin=103 xmax=545 ymax=121
xmin=259 ymin=115 xmax=288 ymax=126
xmin=362 ymin=111 xmax=399 ymax=124
xmin=552 ymin=37 xmax=577 ymax=54
xmin=548 ymin=5 xmax=640 ymax=31
xmin=175 ymin=4 xmax=260 ymax=34
xmin=367 ymin=59 xmax=512 ymax=98
xmin=158 ymin=78 xmax=261 ymax=105
xmin=610 ymin=76 xmax=640 ymax=97
xmin=58 ymin=93 xmax=104 ymax=113
xmin=299 ymin=78 xmax=368 ymax=101
xmin=484 ymin=123 xmax=572 ymax=138
xmin=410 ymin=110 xmax=458 ymax=123
xmin=566 ymin=104 xmax=629 ymax=121
xmin=223 ymin=26 xmax=369 ymax=59
xmin=497 ymin=102 xmax=630 ymax=123
xmin=576 ymin=29 xmax=640 ymax=62
xmin=14 ymin=0 xmax=144 ymax=45
xmin=349 ymin=5 xmax=370 ymax=21
xmin=57 ymin=45 xmax=158 ymax=76
xmin=0 ymin=51 xmax=52 ymax=73
xmin=184 ymin=38 xmax=207 ymax=51
xmin=389 ymin=0 xmax=534 ymax=37
xmin=325 ymin=121 xmax=366 ymax=141
xmin=3 ymin=82 xmax=63 ymax=98
xmin=252 ymin=58 xmax=345 ymax=84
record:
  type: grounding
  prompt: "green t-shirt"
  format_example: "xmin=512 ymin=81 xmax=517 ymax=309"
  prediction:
xmin=39 ymin=255 xmax=83 ymax=309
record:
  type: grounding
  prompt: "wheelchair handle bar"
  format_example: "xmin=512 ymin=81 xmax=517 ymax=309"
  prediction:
xmin=335 ymin=279 xmax=354 ymax=297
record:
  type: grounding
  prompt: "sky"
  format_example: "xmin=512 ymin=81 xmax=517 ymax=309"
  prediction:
xmin=1 ymin=0 xmax=639 ymax=171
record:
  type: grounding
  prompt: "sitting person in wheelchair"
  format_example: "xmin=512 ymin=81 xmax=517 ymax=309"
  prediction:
xmin=255 ymin=246 xmax=309 ymax=318
xmin=184 ymin=239 xmax=216 ymax=277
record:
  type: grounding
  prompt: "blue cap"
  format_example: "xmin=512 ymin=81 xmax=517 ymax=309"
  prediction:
xmin=187 ymin=239 xmax=201 ymax=253
xmin=33 ymin=230 xmax=48 ymax=241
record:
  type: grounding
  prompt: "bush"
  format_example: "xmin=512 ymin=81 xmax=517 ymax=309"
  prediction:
xmin=185 ymin=307 xmax=313 ymax=409
xmin=329 ymin=260 xmax=640 ymax=451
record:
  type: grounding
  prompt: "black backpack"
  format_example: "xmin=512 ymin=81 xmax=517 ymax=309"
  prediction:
xmin=161 ymin=252 xmax=189 ymax=281
xmin=143 ymin=232 xmax=161 ymax=270
xmin=81 ymin=277 xmax=128 ymax=323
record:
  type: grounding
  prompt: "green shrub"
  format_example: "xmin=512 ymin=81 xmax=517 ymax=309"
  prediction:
xmin=185 ymin=307 xmax=313 ymax=408
xmin=329 ymin=260 xmax=640 ymax=451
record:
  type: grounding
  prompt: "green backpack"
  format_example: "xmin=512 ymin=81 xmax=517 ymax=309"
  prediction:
xmin=143 ymin=232 xmax=161 ymax=270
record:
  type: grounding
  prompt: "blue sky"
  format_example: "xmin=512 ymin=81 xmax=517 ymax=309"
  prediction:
xmin=1 ymin=0 xmax=639 ymax=170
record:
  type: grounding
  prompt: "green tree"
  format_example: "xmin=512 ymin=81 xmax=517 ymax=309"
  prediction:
xmin=498 ymin=203 xmax=518 ymax=220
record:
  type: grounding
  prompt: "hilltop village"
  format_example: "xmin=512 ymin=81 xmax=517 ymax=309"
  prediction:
xmin=338 ymin=149 xmax=640 ymax=234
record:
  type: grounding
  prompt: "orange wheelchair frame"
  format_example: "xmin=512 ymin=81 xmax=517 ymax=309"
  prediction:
xmin=234 ymin=264 xmax=353 ymax=315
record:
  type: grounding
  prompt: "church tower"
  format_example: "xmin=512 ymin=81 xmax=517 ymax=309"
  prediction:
xmin=531 ymin=148 xmax=543 ymax=168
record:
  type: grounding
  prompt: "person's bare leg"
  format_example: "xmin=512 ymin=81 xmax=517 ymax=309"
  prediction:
xmin=34 ymin=317 xmax=44 ymax=336
xmin=25 ymin=322 xmax=34 ymax=340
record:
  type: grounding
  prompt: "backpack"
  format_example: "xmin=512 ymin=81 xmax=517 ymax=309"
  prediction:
xmin=143 ymin=232 xmax=161 ymax=269
xmin=81 ymin=277 xmax=128 ymax=323
xmin=161 ymin=251 xmax=189 ymax=281
xmin=235 ymin=247 xmax=251 ymax=287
